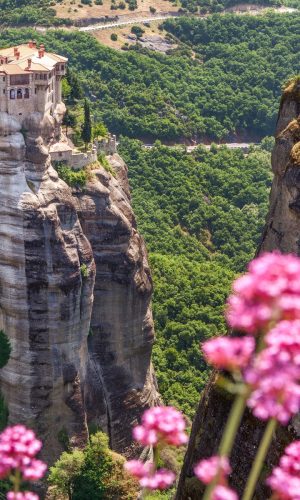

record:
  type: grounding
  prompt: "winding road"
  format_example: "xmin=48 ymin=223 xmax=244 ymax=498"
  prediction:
xmin=77 ymin=5 xmax=296 ymax=32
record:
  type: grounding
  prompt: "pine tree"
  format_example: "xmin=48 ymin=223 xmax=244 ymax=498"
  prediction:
xmin=81 ymin=99 xmax=92 ymax=150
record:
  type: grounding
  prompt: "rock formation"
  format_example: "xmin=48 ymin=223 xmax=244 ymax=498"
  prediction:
xmin=0 ymin=108 xmax=159 ymax=464
xmin=176 ymin=79 xmax=300 ymax=499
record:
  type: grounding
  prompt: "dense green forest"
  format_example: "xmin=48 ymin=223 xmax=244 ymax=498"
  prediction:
xmin=118 ymin=139 xmax=272 ymax=416
xmin=0 ymin=19 xmax=287 ymax=414
xmin=1 ymin=13 xmax=300 ymax=140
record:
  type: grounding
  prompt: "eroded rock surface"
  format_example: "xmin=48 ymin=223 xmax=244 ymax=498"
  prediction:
xmin=0 ymin=109 xmax=159 ymax=463
xmin=176 ymin=82 xmax=300 ymax=499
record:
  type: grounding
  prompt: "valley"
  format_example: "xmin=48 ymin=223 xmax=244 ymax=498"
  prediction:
xmin=0 ymin=2 xmax=299 ymax=498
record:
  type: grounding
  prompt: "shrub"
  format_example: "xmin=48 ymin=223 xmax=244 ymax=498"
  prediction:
xmin=49 ymin=432 xmax=138 ymax=499
xmin=111 ymin=33 xmax=118 ymax=41
xmin=55 ymin=163 xmax=87 ymax=188
xmin=131 ymin=25 xmax=144 ymax=38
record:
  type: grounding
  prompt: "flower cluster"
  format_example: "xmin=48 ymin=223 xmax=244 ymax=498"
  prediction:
xmin=125 ymin=406 xmax=187 ymax=491
xmin=7 ymin=494 xmax=39 ymax=500
xmin=0 ymin=425 xmax=47 ymax=500
xmin=245 ymin=320 xmax=300 ymax=423
xmin=125 ymin=460 xmax=176 ymax=490
xmin=267 ymin=440 xmax=300 ymax=499
xmin=226 ymin=252 xmax=300 ymax=334
xmin=199 ymin=253 xmax=300 ymax=498
xmin=133 ymin=406 xmax=188 ymax=447
xmin=0 ymin=425 xmax=47 ymax=481
xmin=202 ymin=336 xmax=255 ymax=371
xmin=194 ymin=456 xmax=237 ymax=500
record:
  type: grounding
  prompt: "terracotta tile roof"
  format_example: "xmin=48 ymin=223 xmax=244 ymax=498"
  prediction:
xmin=0 ymin=64 xmax=29 ymax=75
xmin=0 ymin=43 xmax=67 ymax=74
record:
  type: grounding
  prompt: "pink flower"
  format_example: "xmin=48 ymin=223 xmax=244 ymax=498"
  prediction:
xmin=202 ymin=336 xmax=255 ymax=371
xmin=22 ymin=459 xmax=47 ymax=481
xmin=124 ymin=460 xmax=153 ymax=479
xmin=139 ymin=469 xmax=176 ymax=490
xmin=245 ymin=321 xmax=300 ymax=423
xmin=7 ymin=493 xmax=39 ymax=500
xmin=133 ymin=406 xmax=188 ymax=447
xmin=226 ymin=253 xmax=300 ymax=334
xmin=194 ymin=456 xmax=231 ymax=485
xmin=247 ymin=374 xmax=300 ymax=423
xmin=267 ymin=440 xmax=300 ymax=499
xmin=212 ymin=485 xmax=239 ymax=500
xmin=0 ymin=425 xmax=47 ymax=481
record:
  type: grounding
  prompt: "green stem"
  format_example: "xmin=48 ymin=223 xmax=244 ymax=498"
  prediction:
xmin=12 ymin=469 xmax=21 ymax=494
xmin=203 ymin=389 xmax=249 ymax=500
xmin=242 ymin=418 xmax=277 ymax=500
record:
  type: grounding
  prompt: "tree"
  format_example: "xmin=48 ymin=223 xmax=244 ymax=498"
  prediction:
xmin=81 ymin=99 xmax=92 ymax=150
xmin=63 ymin=107 xmax=76 ymax=136
xmin=92 ymin=122 xmax=108 ymax=139
xmin=0 ymin=330 xmax=11 ymax=369
xmin=49 ymin=449 xmax=84 ymax=500
xmin=66 ymin=67 xmax=83 ymax=104
xmin=49 ymin=433 xmax=138 ymax=500
xmin=131 ymin=25 xmax=144 ymax=38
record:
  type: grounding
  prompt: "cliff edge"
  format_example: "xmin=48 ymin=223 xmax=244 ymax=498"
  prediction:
xmin=176 ymin=79 xmax=300 ymax=499
xmin=0 ymin=108 xmax=159 ymax=463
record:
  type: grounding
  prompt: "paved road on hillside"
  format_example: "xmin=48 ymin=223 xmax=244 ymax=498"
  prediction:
xmin=78 ymin=13 xmax=181 ymax=32
xmin=77 ymin=5 xmax=296 ymax=32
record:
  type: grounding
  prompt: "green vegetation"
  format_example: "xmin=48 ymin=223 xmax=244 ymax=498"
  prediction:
xmin=81 ymin=98 xmax=92 ymax=149
xmin=0 ymin=0 xmax=70 ymax=26
xmin=54 ymin=163 xmax=88 ymax=188
xmin=119 ymin=139 xmax=272 ymax=417
xmin=80 ymin=263 xmax=89 ymax=278
xmin=0 ymin=330 xmax=11 ymax=369
xmin=49 ymin=432 xmax=138 ymax=499
xmin=4 ymin=12 xmax=300 ymax=141
xmin=178 ymin=0 xmax=280 ymax=14
xmin=0 ymin=331 xmax=10 ymax=430
xmin=0 ymin=14 xmax=299 ymax=140
xmin=131 ymin=25 xmax=145 ymax=38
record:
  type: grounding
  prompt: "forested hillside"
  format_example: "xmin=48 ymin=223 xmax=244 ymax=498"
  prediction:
xmin=0 ymin=0 xmax=69 ymax=26
xmin=118 ymin=140 xmax=272 ymax=416
xmin=0 ymin=0 xmax=290 ymax=24
xmin=0 ymin=21 xmax=284 ymax=415
xmin=1 ymin=14 xmax=300 ymax=140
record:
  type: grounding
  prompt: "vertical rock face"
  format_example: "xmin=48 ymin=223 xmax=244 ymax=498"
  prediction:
xmin=0 ymin=109 xmax=159 ymax=463
xmin=176 ymin=82 xmax=300 ymax=499
xmin=74 ymin=155 xmax=159 ymax=456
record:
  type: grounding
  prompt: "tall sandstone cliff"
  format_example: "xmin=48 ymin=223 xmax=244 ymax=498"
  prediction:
xmin=176 ymin=81 xmax=300 ymax=499
xmin=0 ymin=107 xmax=159 ymax=464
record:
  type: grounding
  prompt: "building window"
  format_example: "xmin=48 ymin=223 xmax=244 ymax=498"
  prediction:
xmin=3 ymin=89 xmax=5 ymax=95
xmin=35 ymin=88 xmax=37 ymax=94
xmin=10 ymin=89 xmax=15 ymax=99
xmin=2 ymin=77 xmax=5 ymax=82
xmin=10 ymin=75 xmax=29 ymax=86
xmin=61 ymin=65 xmax=64 ymax=71
xmin=17 ymin=89 xmax=22 ymax=99
xmin=24 ymin=88 xmax=29 ymax=99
